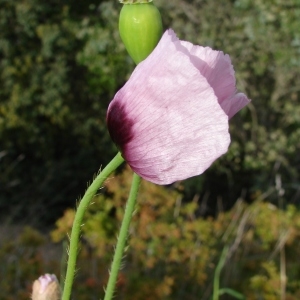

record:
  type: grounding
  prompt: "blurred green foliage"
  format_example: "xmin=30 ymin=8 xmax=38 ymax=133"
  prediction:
xmin=156 ymin=0 xmax=300 ymax=210
xmin=1 ymin=0 xmax=300 ymax=221
xmin=1 ymin=167 xmax=296 ymax=299
xmin=0 ymin=0 xmax=133 ymax=222
xmin=1 ymin=1 xmax=300 ymax=298
xmin=76 ymin=168 xmax=300 ymax=299
xmin=0 ymin=226 xmax=60 ymax=299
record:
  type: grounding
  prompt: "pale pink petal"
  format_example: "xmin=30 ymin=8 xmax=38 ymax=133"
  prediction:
xmin=107 ymin=30 xmax=231 ymax=184
xmin=220 ymin=92 xmax=250 ymax=119
xmin=179 ymin=41 xmax=236 ymax=104
xmin=39 ymin=274 xmax=57 ymax=293
xmin=178 ymin=38 xmax=250 ymax=117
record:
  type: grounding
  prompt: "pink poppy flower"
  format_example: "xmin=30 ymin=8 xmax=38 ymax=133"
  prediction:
xmin=107 ymin=29 xmax=250 ymax=185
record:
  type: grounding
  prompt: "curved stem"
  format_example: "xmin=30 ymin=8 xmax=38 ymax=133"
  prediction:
xmin=104 ymin=173 xmax=141 ymax=300
xmin=62 ymin=152 xmax=124 ymax=300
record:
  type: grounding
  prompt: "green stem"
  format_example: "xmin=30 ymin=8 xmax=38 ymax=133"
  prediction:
xmin=62 ymin=152 xmax=124 ymax=300
xmin=212 ymin=246 xmax=229 ymax=300
xmin=104 ymin=173 xmax=141 ymax=300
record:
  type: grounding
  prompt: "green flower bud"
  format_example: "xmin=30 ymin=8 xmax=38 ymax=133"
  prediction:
xmin=119 ymin=1 xmax=163 ymax=64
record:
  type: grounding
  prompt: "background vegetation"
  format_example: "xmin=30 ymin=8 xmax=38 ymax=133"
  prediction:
xmin=0 ymin=0 xmax=300 ymax=298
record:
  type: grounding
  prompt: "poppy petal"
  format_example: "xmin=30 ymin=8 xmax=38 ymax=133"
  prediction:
xmin=107 ymin=29 xmax=250 ymax=184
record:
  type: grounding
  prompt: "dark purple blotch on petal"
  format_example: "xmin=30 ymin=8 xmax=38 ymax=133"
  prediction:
xmin=106 ymin=101 xmax=134 ymax=153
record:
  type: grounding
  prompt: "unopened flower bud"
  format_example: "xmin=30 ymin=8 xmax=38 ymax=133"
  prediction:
xmin=119 ymin=1 xmax=163 ymax=64
xmin=32 ymin=274 xmax=61 ymax=300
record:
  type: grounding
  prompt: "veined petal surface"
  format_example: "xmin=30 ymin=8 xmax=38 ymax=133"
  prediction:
xmin=107 ymin=29 xmax=250 ymax=184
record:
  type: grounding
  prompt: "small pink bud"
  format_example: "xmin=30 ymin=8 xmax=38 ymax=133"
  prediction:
xmin=31 ymin=274 xmax=61 ymax=300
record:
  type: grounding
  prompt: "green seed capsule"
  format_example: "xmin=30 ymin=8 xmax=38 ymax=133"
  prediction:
xmin=119 ymin=2 xmax=163 ymax=64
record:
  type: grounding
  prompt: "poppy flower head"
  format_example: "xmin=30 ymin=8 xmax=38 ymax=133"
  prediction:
xmin=107 ymin=29 xmax=250 ymax=184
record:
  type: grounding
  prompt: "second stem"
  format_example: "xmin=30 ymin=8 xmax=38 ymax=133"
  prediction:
xmin=104 ymin=173 xmax=141 ymax=300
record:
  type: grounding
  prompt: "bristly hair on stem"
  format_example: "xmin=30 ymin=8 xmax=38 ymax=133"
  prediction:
xmin=61 ymin=153 xmax=124 ymax=300
xmin=103 ymin=173 xmax=141 ymax=300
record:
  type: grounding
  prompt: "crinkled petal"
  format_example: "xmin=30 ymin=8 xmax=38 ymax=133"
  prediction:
xmin=179 ymin=41 xmax=236 ymax=104
xmin=39 ymin=274 xmax=57 ymax=292
xmin=179 ymin=40 xmax=250 ymax=117
xmin=220 ymin=92 xmax=250 ymax=119
xmin=107 ymin=30 xmax=230 ymax=184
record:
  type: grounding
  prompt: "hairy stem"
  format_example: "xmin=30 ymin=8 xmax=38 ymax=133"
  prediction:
xmin=62 ymin=152 xmax=124 ymax=300
xmin=104 ymin=173 xmax=141 ymax=300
